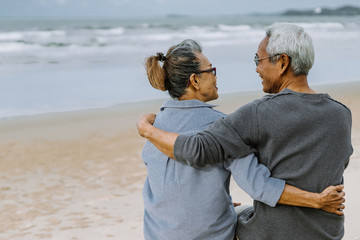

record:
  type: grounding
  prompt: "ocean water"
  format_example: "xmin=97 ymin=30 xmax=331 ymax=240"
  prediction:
xmin=1 ymin=15 xmax=360 ymax=118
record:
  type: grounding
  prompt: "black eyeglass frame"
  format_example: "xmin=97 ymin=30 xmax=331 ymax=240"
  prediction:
xmin=196 ymin=67 xmax=216 ymax=76
xmin=186 ymin=67 xmax=217 ymax=88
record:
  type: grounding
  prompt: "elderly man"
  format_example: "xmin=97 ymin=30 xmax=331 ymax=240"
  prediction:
xmin=137 ymin=23 xmax=352 ymax=240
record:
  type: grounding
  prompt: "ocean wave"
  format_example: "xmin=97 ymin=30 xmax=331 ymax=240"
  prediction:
xmin=0 ymin=32 xmax=24 ymax=41
xmin=1 ymin=16 xmax=360 ymax=119
xmin=0 ymin=42 xmax=41 ymax=53
xmin=42 ymin=42 xmax=71 ymax=47
xmin=94 ymin=27 xmax=125 ymax=35
xmin=296 ymin=22 xmax=345 ymax=30
xmin=1 ymin=19 xmax=359 ymax=58
xmin=217 ymin=24 xmax=252 ymax=32
xmin=0 ymin=30 xmax=66 ymax=41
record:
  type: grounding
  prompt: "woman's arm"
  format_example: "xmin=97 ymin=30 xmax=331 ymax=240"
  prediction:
xmin=226 ymin=154 xmax=345 ymax=215
xmin=138 ymin=114 xmax=345 ymax=215
xmin=279 ymin=184 xmax=345 ymax=215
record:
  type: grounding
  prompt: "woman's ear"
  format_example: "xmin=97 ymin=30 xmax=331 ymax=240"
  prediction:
xmin=189 ymin=73 xmax=200 ymax=90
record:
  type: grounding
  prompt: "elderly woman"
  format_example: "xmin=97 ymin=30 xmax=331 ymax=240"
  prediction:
xmin=140 ymin=39 xmax=344 ymax=240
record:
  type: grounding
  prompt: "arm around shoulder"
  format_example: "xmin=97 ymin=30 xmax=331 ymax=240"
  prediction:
xmin=137 ymin=113 xmax=178 ymax=159
xmin=174 ymin=113 xmax=257 ymax=167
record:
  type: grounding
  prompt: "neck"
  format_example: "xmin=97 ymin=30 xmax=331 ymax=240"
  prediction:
xmin=278 ymin=74 xmax=316 ymax=94
xmin=178 ymin=90 xmax=204 ymax=101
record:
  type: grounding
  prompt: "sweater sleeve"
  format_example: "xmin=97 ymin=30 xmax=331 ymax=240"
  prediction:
xmin=174 ymin=102 xmax=258 ymax=167
xmin=224 ymin=153 xmax=285 ymax=207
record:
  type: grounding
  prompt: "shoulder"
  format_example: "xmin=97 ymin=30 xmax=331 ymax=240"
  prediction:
xmin=160 ymin=99 xmax=226 ymax=120
xmin=156 ymin=99 xmax=226 ymax=132
xmin=325 ymin=95 xmax=352 ymax=114
xmin=231 ymin=93 xmax=279 ymax=113
xmin=225 ymin=90 xmax=305 ymax=120
xmin=189 ymin=106 xmax=227 ymax=130
xmin=229 ymin=97 xmax=265 ymax=119
xmin=200 ymin=106 xmax=226 ymax=119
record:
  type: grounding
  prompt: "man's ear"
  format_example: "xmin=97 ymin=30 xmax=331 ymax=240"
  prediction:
xmin=189 ymin=73 xmax=200 ymax=89
xmin=279 ymin=54 xmax=291 ymax=75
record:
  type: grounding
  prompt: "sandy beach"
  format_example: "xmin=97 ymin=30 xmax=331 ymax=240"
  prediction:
xmin=0 ymin=82 xmax=359 ymax=240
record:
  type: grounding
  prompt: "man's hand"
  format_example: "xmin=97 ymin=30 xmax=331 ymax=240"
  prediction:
xmin=137 ymin=113 xmax=156 ymax=138
xmin=136 ymin=113 xmax=178 ymax=158
xmin=318 ymin=185 xmax=345 ymax=215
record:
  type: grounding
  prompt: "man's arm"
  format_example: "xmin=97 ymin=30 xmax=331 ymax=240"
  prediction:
xmin=137 ymin=107 xmax=256 ymax=167
xmin=136 ymin=113 xmax=226 ymax=165
xmin=137 ymin=113 xmax=177 ymax=159
xmin=226 ymin=154 xmax=345 ymax=215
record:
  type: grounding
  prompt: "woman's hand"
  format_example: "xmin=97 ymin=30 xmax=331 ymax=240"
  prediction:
xmin=233 ymin=202 xmax=241 ymax=207
xmin=136 ymin=113 xmax=156 ymax=138
xmin=318 ymin=185 xmax=345 ymax=215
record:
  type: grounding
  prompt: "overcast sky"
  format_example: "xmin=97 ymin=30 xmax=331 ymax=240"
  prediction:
xmin=1 ymin=0 xmax=360 ymax=18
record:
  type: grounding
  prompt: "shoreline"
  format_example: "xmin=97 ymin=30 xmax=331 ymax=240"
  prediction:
xmin=2 ymin=79 xmax=360 ymax=124
xmin=0 ymin=81 xmax=359 ymax=239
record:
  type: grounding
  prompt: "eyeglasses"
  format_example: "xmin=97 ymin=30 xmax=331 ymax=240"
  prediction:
xmin=197 ymin=67 xmax=216 ymax=76
xmin=186 ymin=67 xmax=217 ymax=87
xmin=254 ymin=54 xmax=281 ymax=66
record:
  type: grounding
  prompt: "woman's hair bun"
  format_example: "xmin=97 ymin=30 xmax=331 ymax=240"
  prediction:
xmin=156 ymin=52 xmax=167 ymax=62
xmin=145 ymin=54 xmax=167 ymax=91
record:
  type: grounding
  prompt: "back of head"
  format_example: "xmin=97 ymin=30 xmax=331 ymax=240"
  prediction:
xmin=265 ymin=22 xmax=314 ymax=75
xmin=145 ymin=39 xmax=202 ymax=99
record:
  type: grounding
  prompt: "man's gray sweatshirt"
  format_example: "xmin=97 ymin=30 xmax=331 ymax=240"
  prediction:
xmin=174 ymin=89 xmax=353 ymax=240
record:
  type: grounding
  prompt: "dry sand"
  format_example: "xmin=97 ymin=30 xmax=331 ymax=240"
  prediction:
xmin=0 ymin=82 xmax=359 ymax=240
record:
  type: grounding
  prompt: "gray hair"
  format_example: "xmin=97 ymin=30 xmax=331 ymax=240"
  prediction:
xmin=145 ymin=39 xmax=203 ymax=99
xmin=265 ymin=22 xmax=315 ymax=75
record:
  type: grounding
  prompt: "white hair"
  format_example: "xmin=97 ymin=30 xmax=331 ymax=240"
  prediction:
xmin=265 ymin=22 xmax=315 ymax=75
